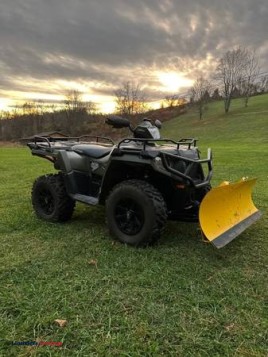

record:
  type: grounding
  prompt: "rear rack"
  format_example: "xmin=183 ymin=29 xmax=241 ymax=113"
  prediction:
xmin=27 ymin=135 xmax=115 ymax=162
xmin=29 ymin=135 xmax=114 ymax=151
xmin=34 ymin=135 xmax=114 ymax=145
xmin=73 ymin=135 xmax=114 ymax=145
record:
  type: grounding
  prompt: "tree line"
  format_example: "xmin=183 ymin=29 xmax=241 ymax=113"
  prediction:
xmin=0 ymin=90 xmax=100 ymax=141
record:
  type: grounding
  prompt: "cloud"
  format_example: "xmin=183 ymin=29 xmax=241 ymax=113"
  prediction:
xmin=0 ymin=0 xmax=267 ymax=103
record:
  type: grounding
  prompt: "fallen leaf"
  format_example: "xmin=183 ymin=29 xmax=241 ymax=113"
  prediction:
xmin=88 ymin=259 xmax=98 ymax=268
xmin=54 ymin=319 xmax=67 ymax=327
xmin=224 ymin=323 xmax=235 ymax=332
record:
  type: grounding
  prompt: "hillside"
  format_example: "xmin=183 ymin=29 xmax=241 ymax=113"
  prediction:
xmin=161 ymin=94 xmax=268 ymax=148
xmin=95 ymin=94 xmax=268 ymax=145
xmin=160 ymin=94 xmax=268 ymax=203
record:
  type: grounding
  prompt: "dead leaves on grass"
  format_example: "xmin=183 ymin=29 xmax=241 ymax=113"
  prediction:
xmin=88 ymin=259 xmax=98 ymax=268
xmin=54 ymin=319 xmax=68 ymax=327
xmin=224 ymin=323 xmax=235 ymax=332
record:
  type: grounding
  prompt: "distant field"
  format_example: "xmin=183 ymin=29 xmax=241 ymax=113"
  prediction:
xmin=0 ymin=95 xmax=267 ymax=356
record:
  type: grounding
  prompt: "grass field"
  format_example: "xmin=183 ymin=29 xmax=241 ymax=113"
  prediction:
xmin=0 ymin=95 xmax=267 ymax=356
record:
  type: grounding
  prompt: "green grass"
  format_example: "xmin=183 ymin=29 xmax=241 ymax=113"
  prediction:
xmin=0 ymin=95 xmax=267 ymax=356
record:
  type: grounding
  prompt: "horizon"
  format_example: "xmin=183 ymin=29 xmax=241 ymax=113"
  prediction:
xmin=0 ymin=71 xmax=194 ymax=114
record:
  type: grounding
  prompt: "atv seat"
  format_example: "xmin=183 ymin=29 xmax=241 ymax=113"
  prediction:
xmin=72 ymin=144 xmax=113 ymax=159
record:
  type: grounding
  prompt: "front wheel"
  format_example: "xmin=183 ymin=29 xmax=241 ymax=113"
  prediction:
xmin=196 ymin=184 xmax=212 ymax=203
xmin=106 ymin=180 xmax=167 ymax=246
xmin=32 ymin=174 xmax=75 ymax=222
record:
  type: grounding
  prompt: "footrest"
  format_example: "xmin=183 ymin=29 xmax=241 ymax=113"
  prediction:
xmin=71 ymin=194 xmax=99 ymax=205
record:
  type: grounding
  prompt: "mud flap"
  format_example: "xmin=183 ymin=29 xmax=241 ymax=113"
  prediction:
xmin=199 ymin=178 xmax=262 ymax=248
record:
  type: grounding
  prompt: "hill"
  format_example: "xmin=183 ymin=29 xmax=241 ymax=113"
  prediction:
xmin=161 ymin=94 xmax=268 ymax=147
xmin=161 ymin=94 xmax=268 ymax=203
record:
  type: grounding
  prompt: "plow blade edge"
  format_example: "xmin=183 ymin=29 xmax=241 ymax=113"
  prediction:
xmin=199 ymin=178 xmax=262 ymax=248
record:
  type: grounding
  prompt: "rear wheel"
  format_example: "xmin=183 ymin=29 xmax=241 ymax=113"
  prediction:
xmin=106 ymin=180 xmax=167 ymax=246
xmin=32 ymin=174 xmax=75 ymax=222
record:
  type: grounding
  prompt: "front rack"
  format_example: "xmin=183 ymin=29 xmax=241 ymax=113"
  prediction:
xmin=160 ymin=149 xmax=213 ymax=188
xmin=117 ymin=137 xmax=212 ymax=188
xmin=117 ymin=137 xmax=197 ymax=150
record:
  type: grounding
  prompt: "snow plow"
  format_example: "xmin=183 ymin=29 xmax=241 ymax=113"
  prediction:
xmin=199 ymin=178 xmax=262 ymax=248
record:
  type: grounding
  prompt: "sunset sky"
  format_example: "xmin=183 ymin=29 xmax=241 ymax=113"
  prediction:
xmin=0 ymin=0 xmax=267 ymax=113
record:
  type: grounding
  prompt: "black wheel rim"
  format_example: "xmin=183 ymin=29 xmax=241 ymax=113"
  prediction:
xmin=37 ymin=188 xmax=55 ymax=215
xmin=115 ymin=198 xmax=145 ymax=235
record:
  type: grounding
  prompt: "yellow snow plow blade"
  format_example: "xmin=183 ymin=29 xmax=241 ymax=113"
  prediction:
xmin=199 ymin=178 xmax=262 ymax=248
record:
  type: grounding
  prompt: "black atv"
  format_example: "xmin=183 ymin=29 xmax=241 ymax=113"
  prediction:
xmin=28 ymin=116 xmax=213 ymax=246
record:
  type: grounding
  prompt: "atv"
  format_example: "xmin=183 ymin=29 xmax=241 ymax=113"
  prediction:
xmin=27 ymin=116 xmax=261 ymax=248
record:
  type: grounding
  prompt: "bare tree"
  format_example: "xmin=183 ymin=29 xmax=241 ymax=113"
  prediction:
xmin=35 ymin=100 xmax=46 ymax=115
xmin=64 ymin=90 xmax=96 ymax=114
xmin=64 ymin=90 xmax=84 ymax=113
xmin=216 ymin=47 xmax=244 ymax=113
xmin=216 ymin=47 xmax=260 ymax=113
xmin=257 ymin=74 xmax=268 ymax=94
xmin=164 ymin=94 xmax=179 ymax=108
xmin=238 ymin=51 xmax=259 ymax=107
xmin=22 ymin=102 xmax=39 ymax=116
xmin=114 ymin=81 xmax=148 ymax=116
xmin=190 ymin=77 xmax=211 ymax=120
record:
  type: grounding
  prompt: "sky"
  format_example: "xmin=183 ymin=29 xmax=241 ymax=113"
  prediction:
xmin=0 ymin=0 xmax=267 ymax=113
